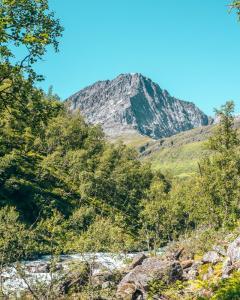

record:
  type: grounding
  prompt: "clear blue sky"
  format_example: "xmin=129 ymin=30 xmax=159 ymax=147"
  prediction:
xmin=36 ymin=0 xmax=240 ymax=115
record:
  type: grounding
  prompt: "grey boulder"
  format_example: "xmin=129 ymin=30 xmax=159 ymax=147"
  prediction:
xmin=202 ymin=251 xmax=221 ymax=264
xmin=222 ymin=236 xmax=240 ymax=278
xmin=116 ymin=258 xmax=182 ymax=300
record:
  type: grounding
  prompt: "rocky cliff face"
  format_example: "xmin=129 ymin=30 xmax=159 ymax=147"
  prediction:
xmin=66 ymin=73 xmax=210 ymax=139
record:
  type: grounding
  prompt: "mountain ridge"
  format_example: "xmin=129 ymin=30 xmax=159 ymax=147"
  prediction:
xmin=66 ymin=73 xmax=211 ymax=139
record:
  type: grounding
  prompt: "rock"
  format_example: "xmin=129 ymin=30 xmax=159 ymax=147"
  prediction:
xmin=222 ymin=259 xmax=240 ymax=279
xmin=222 ymin=257 xmax=234 ymax=279
xmin=92 ymin=271 xmax=115 ymax=287
xmin=102 ymin=281 xmax=114 ymax=289
xmin=202 ymin=251 xmax=221 ymax=264
xmin=116 ymin=258 xmax=183 ymax=299
xmin=25 ymin=262 xmax=50 ymax=273
xmin=222 ymin=236 xmax=240 ymax=278
xmin=181 ymin=260 xmax=194 ymax=269
xmin=174 ymin=247 xmax=184 ymax=260
xmin=128 ymin=253 xmax=147 ymax=270
xmin=92 ymin=269 xmax=122 ymax=289
xmin=183 ymin=261 xmax=201 ymax=280
xmin=183 ymin=268 xmax=199 ymax=280
xmin=212 ymin=245 xmax=226 ymax=257
xmin=66 ymin=73 xmax=210 ymax=140
xmin=227 ymin=236 xmax=240 ymax=263
xmin=117 ymin=282 xmax=138 ymax=300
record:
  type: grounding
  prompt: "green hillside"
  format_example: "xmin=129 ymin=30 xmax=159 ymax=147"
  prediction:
xmin=148 ymin=140 xmax=209 ymax=177
xmin=123 ymin=121 xmax=240 ymax=177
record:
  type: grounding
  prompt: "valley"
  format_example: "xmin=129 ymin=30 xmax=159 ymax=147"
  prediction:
xmin=1 ymin=0 xmax=240 ymax=299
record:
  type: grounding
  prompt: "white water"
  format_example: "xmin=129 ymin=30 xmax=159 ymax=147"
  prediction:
xmin=1 ymin=252 xmax=137 ymax=296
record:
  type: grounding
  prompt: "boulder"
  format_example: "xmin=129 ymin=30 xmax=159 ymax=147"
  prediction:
xmin=202 ymin=251 xmax=221 ymax=264
xmin=183 ymin=267 xmax=199 ymax=280
xmin=128 ymin=253 xmax=147 ymax=270
xmin=222 ymin=236 xmax=240 ymax=278
xmin=227 ymin=236 xmax=240 ymax=263
xmin=102 ymin=281 xmax=114 ymax=289
xmin=92 ymin=270 xmax=121 ymax=287
xmin=116 ymin=257 xmax=182 ymax=299
xmin=183 ymin=261 xmax=201 ymax=281
xmin=222 ymin=257 xmax=233 ymax=279
xmin=25 ymin=262 xmax=50 ymax=273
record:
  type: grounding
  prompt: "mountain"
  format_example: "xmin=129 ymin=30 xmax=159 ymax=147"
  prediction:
xmin=66 ymin=73 xmax=211 ymax=139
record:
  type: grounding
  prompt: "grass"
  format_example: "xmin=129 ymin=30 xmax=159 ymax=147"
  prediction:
xmin=112 ymin=122 xmax=240 ymax=178
xmin=147 ymin=141 xmax=211 ymax=177
xmin=113 ymin=128 xmax=212 ymax=178
xmin=112 ymin=131 xmax=153 ymax=148
xmin=120 ymin=125 xmax=214 ymax=177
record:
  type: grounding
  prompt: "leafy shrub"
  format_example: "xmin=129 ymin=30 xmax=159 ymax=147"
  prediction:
xmin=210 ymin=272 xmax=240 ymax=300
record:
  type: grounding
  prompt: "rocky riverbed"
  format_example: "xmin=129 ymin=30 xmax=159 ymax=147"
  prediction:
xmin=1 ymin=252 xmax=137 ymax=296
xmin=1 ymin=236 xmax=240 ymax=299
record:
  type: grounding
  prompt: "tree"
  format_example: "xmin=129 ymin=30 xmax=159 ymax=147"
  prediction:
xmin=0 ymin=1 xmax=64 ymax=221
xmin=197 ymin=101 xmax=240 ymax=228
xmin=0 ymin=206 xmax=33 ymax=264
xmin=140 ymin=174 xmax=172 ymax=252
xmin=46 ymin=85 xmax=60 ymax=101
xmin=231 ymin=1 xmax=240 ymax=18
xmin=0 ymin=0 xmax=63 ymax=116
xmin=39 ymin=111 xmax=154 ymax=234
xmin=208 ymin=101 xmax=239 ymax=152
xmin=70 ymin=217 xmax=135 ymax=253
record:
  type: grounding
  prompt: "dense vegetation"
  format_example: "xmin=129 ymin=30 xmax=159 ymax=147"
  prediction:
xmin=1 ymin=0 xmax=240 ymax=299
xmin=1 ymin=0 xmax=240 ymax=257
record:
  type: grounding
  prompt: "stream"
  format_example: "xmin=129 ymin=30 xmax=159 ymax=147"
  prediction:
xmin=1 ymin=252 xmax=137 ymax=296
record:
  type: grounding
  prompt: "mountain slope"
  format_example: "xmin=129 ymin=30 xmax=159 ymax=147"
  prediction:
xmin=134 ymin=119 xmax=240 ymax=177
xmin=66 ymin=73 xmax=211 ymax=139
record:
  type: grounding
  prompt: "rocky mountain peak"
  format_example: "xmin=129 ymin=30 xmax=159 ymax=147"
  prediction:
xmin=66 ymin=73 xmax=211 ymax=139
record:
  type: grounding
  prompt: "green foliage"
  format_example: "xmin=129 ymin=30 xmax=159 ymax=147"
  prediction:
xmin=0 ymin=0 xmax=239 ymax=272
xmin=148 ymin=279 xmax=187 ymax=300
xmin=0 ymin=0 xmax=63 ymax=61
xmin=0 ymin=0 xmax=63 ymax=117
xmin=0 ymin=206 xmax=35 ymax=264
xmin=208 ymin=102 xmax=239 ymax=152
xmin=147 ymin=279 xmax=167 ymax=299
xmin=140 ymin=101 xmax=240 ymax=256
xmin=140 ymin=174 xmax=172 ymax=251
xmin=140 ymin=174 xmax=197 ymax=251
xmin=61 ymin=261 xmax=90 ymax=295
xmin=150 ymin=141 xmax=210 ymax=177
xmin=0 ymin=100 xmax=64 ymax=221
xmin=0 ymin=2 xmax=239 ymax=298
xmin=0 ymin=0 xmax=64 ymax=223
xmin=210 ymin=272 xmax=240 ymax=300
xmin=231 ymin=1 xmax=240 ymax=19
xmin=67 ymin=206 xmax=96 ymax=234
xmin=34 ymin=209 xmax=67 ymax=255
xmin=198 ymin=102 xmax=240 ymax=228
xmin=68 ymin=217 xmax=135 ymax=253
xmin=38 ymin=111 xmax=153 ymax=234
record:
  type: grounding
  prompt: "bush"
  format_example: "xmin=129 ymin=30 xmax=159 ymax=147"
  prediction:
xmin=210 ymin=272 xmax=240 ymax=300
xmin=0 ymin=206 xmax=36 ymax=264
